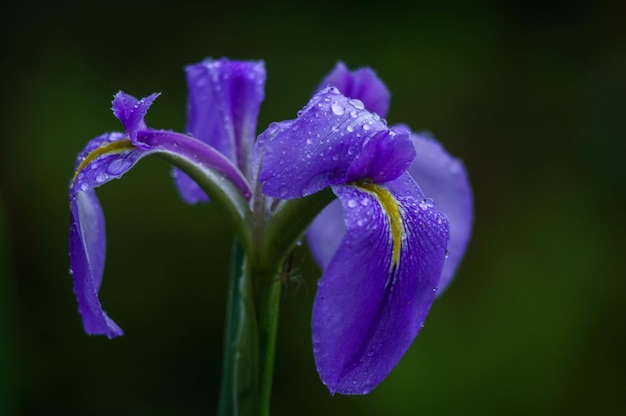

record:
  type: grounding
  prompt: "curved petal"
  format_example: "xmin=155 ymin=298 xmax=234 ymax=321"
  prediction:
xmin=69 ymin=189 xmax=122 ymax=338
xmin=258 ymin=86 xmax=411 ymax=199
xmin=312 ymin=175 xmax=449 ymax=395
xmin=317 ymin=62 xmax=391 ymax=118
xmin=407 ymin=132 xmax=473 ymax=294
xmin=346 ymin=130 xmax=415 ymax=183
xmin=69 ymin=127 xmax=251 ymax=338
xmin=174 ymin=58 xmax=266 ymax=203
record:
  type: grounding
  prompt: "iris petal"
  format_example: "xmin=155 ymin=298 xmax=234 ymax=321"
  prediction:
xmin=69 ymin=189 xmax=122 ymax=338
xmin=70 ymin=119 xmax=251 ymax=338
xmin=407 ymin=132 xmax=473 ymax=294
xmin=174 ymin=58 xmax=266 ymax=203
xmin=312 ymin=174 xmax=449 ymax=394
xmin=317 ymin=62 xmax=391 ymax=118
xmin=259 ymin=87 xmax=411 ymax=199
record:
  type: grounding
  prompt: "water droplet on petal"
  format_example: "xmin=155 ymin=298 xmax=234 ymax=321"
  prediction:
xmin=331 ymin=102 xmax=345 ymax=116
xmin=346 ymin=125 xmax=354 ymax=132
xmin=107 ymin=158 xmax=132 ymax=175
xmin=362 ymin=124 xmax=371 ymax=131
xmin=349 ymin=98 xmax=365 ymax=110
xmin=347 ymin=199 xmax=357 ymax=208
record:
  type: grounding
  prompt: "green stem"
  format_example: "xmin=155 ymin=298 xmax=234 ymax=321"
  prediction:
xmin=255 ymin=274 xmax=282 ymax=415
xmin=218 ymin=241 xmax=259 ymax=416
xmin=218 ymin=242 xmax=284 ymax=416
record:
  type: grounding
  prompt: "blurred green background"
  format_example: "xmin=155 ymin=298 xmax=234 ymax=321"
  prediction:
xmin=1 ymin=0 xmax=624 ymax=414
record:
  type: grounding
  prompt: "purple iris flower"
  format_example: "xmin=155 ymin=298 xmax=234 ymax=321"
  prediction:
xmin=257 ymin=63 xmax=472 ymax=394
xmin=68 ymin=58 xmax=472 ymax=396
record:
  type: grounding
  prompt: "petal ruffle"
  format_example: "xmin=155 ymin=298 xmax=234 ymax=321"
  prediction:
xmin=317 ymin=62 xmax=391 ymax=118
xmin=312 ymin=174 xmax=449 ymax=394
xmin=174 ymin=58 xmax=266 ymax=203
xmin=258 ymin=87 xmax=411 ymax=199
xmin=111 ymin=91 xmax=160 ymax=141
xmin=407 ymin=132 xmax=473 ymax=294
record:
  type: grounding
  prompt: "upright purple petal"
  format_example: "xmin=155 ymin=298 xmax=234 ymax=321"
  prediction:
xmin=407 ymin=132 xmax=473 ymax=294
xmin=258 ymin=87 xmax=411 ymax=199
xmin=317 ymin=62 xmax=391 ymax=117
xmin=174 ymin=58 xmax=266 ymax=203
xmin=312 ymin=175 xmax=449 ymax=394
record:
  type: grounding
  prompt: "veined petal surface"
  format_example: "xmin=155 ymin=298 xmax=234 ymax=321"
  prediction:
xmin=312 ymin=174 xmax=449 ymax=394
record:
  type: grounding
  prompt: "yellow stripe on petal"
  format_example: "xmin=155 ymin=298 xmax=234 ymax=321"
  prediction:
xmin=356 ymin=182 xmax=403 ymax=267
xmin=72 ymin=139 xmax=135 ymax=183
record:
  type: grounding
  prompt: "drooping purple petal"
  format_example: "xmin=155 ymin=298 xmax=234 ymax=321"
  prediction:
xmin=317 ymin=62 xmax=391 ymax=118
xmin=258 ymin=87 xmax=411 ymax=199
xmin=406 ymin=132 xmax=473 ymax=294
xmin=174 ymin=58 xmax=266 ymax=203
xmin=69 ymin=188 xmax=122 ymax=338
xmin=312 ymin=174 xmax=449 ymax=395
xmin=69 ymin=126 xmax=251 ymax=338
xmin=111 ymin=91 xmax=160 ymax=141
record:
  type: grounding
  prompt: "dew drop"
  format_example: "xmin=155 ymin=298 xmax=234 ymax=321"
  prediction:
xmin=331 ymin=102 xmax=345 ymax=116
xmin=346 ymin=125 xmax=354 ymax=133
xmin=362 ymin=124 xmax=371 ymax=131
xmin=347 ymin=199 xmax=357 ymax=208
xmin=349 ymin=98 xmax=365 ymax=110
xmin=107 ymin=158 xmax=132 ymax=175
xmin=80 ymin=183 xmax=88 ymax=191
xmin=96 ymin=173 xmax=106 ymax=183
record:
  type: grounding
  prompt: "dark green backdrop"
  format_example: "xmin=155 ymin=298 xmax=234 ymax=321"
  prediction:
xmin=1 ymin=1 xmax=624 ymax=414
